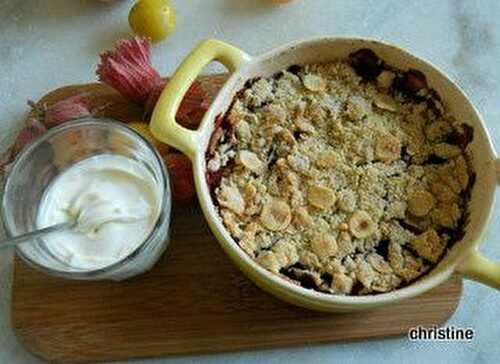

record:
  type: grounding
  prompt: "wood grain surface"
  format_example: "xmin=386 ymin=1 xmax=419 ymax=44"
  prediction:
xmin=11 ymin=76 xmax=463 ymax=363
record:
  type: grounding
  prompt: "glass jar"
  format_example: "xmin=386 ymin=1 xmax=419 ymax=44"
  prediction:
xmin=1 ymin=118 xmax=171 ymax=280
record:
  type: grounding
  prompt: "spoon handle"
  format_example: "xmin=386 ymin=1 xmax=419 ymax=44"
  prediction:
xmin=0 ymin=222 xmax=73 ymax=249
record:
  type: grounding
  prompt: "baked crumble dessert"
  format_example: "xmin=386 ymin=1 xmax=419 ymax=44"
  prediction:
xmin=206 ymin=49 xmax=475 ymax=295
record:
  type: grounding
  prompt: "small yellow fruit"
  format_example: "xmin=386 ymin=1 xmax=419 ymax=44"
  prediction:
xmin=129 ymin=0 xmax=176 ymax=42
xmin=128 ymin=121 xmax=169 ymax=155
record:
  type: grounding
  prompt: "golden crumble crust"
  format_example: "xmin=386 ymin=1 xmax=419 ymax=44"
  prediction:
xmin=207 ymin=51 xmax=474 ymax=295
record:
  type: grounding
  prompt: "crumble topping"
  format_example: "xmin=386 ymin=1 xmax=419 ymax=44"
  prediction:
xmin=206 ymin=49 xmax=474 ymax=295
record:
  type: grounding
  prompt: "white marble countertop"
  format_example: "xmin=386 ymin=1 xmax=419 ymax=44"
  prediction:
xmin=1 ymin=0 xmax=500 ymax=363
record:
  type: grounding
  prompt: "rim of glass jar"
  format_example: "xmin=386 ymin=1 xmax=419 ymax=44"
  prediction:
xmin=1 ymin=117 xmax=171 ymax=279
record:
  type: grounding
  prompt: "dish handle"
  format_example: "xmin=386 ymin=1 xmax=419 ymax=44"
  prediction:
xmin=150 ymin=39 xmax=251 ymax=159
xmin=458 ymin=158 xmax=500 ymax=289
xmin=459 ymin=251 xmax=500 ymax=289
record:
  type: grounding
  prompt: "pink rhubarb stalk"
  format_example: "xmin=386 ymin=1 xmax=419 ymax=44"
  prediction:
xmin=36 ymin=93 xmax=93 ymax=128
xmin=0 ymin=118 xmax=47 ymax=175
xmin=96 ymin=37 xmax=163 ymax=105
xmin=97 ymin=37 xmax=209 ymax=122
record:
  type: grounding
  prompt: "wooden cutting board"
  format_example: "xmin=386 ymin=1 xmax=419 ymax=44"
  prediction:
xmin=11 ymin=75 xmax=463 ymax=363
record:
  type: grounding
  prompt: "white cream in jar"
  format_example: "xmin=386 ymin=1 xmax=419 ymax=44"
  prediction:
xmin=36 ymin=154 xmax=162 ymax=270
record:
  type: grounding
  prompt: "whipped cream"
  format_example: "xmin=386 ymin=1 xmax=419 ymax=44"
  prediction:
xmin=36 ymin=154 xmax=162 ymax=270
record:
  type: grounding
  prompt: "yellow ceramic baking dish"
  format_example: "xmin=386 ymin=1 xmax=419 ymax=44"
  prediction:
xmin=151 ymin=37 xmax=500 ymax=312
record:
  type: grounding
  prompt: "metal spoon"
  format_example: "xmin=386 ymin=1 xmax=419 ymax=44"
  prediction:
xmin=0 ymin=222 xmax=75 ymax=250
xmin=0 ymin=203 xmax=147 ymax=250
